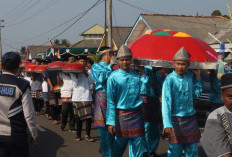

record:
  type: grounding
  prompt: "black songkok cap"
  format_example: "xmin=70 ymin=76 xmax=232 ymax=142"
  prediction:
xmin=2 ymin=52 xmax=21 ymax=70
xmin=221 ymin=73 xmax=232 ymax=90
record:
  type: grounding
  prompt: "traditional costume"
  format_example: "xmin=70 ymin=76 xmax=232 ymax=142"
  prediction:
xmin=140 ymin=66 xmax=163 ymax=155
xmin=201 ymin=73 xmax=232 ymax=157
xmin=91 ymin=49 xmax=114 ymax=156
xmin=106 ymin=45 xmax=147 ymax=157
xmin=209 ymin=71 xmax=224 ymax=112
xmin=71 ymin=70 xmax=94 ymax=140
xmin=162 ymin=47 xmax=203 ymax=157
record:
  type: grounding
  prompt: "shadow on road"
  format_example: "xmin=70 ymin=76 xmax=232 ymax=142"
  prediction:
xmin=29 ymin=127 xmax=65 ymax=157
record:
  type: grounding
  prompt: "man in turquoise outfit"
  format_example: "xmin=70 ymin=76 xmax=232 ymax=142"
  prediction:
xmin=140 ymin=66 xmax=163 ymax=157
xmin=107 ymin=45 xmax=147 ymax=157
xmin=209 ymin=51 xmax=226 ymax=112
xmin=209 ymin=70 xmax=224 ymax=112
xmin=91 ymin=46 xmax=114 ymax=157
xmin=162 ymin=47 xmax=202 ymax=157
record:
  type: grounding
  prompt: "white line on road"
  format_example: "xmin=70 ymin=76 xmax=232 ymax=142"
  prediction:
xmin=36 ymin=125 xmax=46 ymax=132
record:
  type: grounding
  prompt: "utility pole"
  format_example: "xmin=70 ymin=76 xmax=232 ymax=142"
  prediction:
xmin=0 ymin=20 xmax=4 ymax=61
xmin=104 ymin=0 xmax=107 ymax=46
xmin=107 ymin=0 xmax=112 ymax=48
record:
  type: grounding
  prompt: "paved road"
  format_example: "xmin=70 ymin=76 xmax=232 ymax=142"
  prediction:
xmin=29 ymin=114 xmax=206 ymax=157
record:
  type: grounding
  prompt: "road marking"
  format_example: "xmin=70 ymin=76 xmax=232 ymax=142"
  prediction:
xmin=36 ymin=125 xmax=46 ymax=132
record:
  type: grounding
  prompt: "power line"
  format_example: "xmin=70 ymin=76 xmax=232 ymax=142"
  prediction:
xmin=2 ymin=39 xmax=21 ymax=51
xmin=40 ymin=0 xmax=103 ymax=46
xmin=118 ymin=0 xmax=217 ymax=27
xmin=6 ymin=0 xmax=60 ymax=27
xmin=5 ymin=0 xmax=41 ymax=25
xmin=5 ymin=0 xmax=104 ymax=45
xmin=112 ymin=1 xmax=123 ymax=42
xmin=4 ymin=0 xmax=31 ymax=20
xmin=2 ymin=0 xmax=27 ymax=19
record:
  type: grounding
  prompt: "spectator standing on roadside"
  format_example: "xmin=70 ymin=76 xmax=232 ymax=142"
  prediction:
xmin=0 ymin=52 xmax=38 ymax=157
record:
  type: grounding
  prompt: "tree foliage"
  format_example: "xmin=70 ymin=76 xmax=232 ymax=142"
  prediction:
xmin=223 ymin=15 xmax=230 ymax=19
xmin=20 ymin=46 xmax=26 ymax=54
xmin=54 ymin=39 xmax=60 ymax=45
xmin=54 ymin=39 xmax=70 ymax=47
xmin=61 ymin=39 xmax=70 ymax=47
xmin=211 ymin=10 xmax=222 ymax=16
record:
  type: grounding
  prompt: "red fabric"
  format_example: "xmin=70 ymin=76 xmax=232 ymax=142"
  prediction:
xmin=127 ymin=30 xmax=218 ymax=63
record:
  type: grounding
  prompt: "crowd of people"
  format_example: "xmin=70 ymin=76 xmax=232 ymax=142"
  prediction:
xmin=0 ymin=44 xmax=232 ymax=157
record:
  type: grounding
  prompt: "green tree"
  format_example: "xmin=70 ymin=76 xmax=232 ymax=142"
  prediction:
xmin=54 ymin=39 xmax=61 ymax=45
xmin=223 ymin=15 xmax=230 ymax=19
xmin=20 ymin=46 xmax=26 ymax=54
xmin=61 ymin=39 xmax=70 ymax=47
xmin=211 ymin=10 xmax=222 ymax=16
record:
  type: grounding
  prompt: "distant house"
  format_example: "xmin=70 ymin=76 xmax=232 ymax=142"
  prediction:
xmin=125 ymin=14 xmax=230 ymax=52
xmin=71 ymin=24 xmax=104 ymax=55
xmin=27 ymin=45 xmax=51 ymax=60
xmin=27 ymin=45 xmax=66 ymax=60
xmin=99 ymin=26 xmax=132 ymax=51
xmin=72 ymin=24 xmax=132 ymax=53
xmin=204 ymin=20 xmax=232 ymax=55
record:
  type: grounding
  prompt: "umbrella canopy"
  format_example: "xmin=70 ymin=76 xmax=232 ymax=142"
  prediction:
xmin=128 ymin=29 xmax=218 ymax=69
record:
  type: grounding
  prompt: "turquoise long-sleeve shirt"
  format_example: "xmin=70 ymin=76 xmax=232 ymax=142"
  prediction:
xmin=106 ymin=69 xmax=147 ymax=126
xmin=162 ymin=70 xmax=203 ymax=129
xmin=140 ymin=66 xmax=163 ymax=98
xmin=209 ymin=71 xmax=223 ymax=104
xmin=91 ymin=62 xmax=113 ymax=92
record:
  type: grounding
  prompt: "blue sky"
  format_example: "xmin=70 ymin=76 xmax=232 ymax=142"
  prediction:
xmin=0 ymin=0 xmax=229 ymax=52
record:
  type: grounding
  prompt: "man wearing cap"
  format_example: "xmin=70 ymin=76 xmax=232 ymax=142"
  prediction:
xmin=0 ymin=52 xmax=38 ymax=157
xmin=107 ymin=45 xmax=147 ymax=157
xmin=91 ymin=46 xmax=114 ymax=157
xmin=162 ymin=47 xmax=202 ymax=157
xmin=201 ymin=73 xmax=232 ymax=157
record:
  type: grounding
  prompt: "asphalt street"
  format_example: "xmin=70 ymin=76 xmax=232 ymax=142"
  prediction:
xmin=29 ymin=114 xmax=206 ymax=157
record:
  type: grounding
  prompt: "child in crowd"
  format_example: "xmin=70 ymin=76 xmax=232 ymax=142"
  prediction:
xmin=31 ymin=72 xmax=43 ymax=115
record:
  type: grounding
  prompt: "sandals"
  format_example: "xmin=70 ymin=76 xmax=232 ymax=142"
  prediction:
xmin=75 ymin=137 xmax=81 ymax=141
xmin=85 ymin=135 xmax=94 ymax=142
